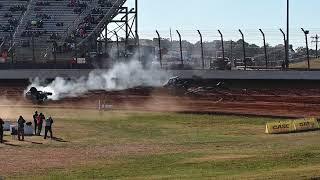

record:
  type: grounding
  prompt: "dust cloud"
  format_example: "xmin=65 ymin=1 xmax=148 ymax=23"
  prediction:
xmin=26 ymin=60 xmax=170 ymax=100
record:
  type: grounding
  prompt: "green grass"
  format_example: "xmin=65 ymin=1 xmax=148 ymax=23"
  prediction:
xmin=2 ymin=108 xmax=320 ymax=179
xmin=290 ymin=58 xmax=320 ymax=69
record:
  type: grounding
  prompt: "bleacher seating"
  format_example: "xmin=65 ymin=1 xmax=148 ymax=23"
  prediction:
xmin=0 ymin=0 xmax=126 ymax=63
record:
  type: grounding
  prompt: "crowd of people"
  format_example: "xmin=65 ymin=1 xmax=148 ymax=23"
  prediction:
xmin=0 ymin=111 xmax=54 ymax=143
xmin=8 ymin=5 xmax=26 ymax=12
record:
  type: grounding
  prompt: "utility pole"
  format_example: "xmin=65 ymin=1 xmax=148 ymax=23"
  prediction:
xmin=311 ymin=34 xmax=319 ymax=58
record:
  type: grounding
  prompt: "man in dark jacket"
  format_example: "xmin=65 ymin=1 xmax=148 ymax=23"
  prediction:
xmin=33 ymin=111 xmax=38 ymax=135
xmin=44 ymin=116 xmax=54 ymax=139
xmin=17 ymin=116 xmax=26 ymax=141
xmin=0 ymin=118 xmax=4 ymax=143
xmin=37 ymin=113 xmax=45 ymax=136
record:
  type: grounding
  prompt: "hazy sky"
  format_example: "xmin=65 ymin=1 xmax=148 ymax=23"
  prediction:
xmin=124 ymin=0 xmax=320 ymax=47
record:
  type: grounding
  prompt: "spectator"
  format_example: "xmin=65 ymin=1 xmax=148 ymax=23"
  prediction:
xmin=17 ymin=116 xmax=26 ymax=141
xmin=33 ymin=111 xmax=38 ymax=135
xmin=37 ymin=113 xmax=45 ymax=136
xmin=0 ymin=118 xmax=4 ymax=143
xmin=44 ymin=117 xmax=54 ymax=139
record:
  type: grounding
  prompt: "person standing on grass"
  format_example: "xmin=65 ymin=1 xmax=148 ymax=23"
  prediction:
xmin=17 ymin=116 xmax=26 ymax=141
xmin=0 ymin=118 xmax=4 ymax=143
xmin=44 ymin=116 xmax=54 ymax=139
xmin=33 ymin=111 xmax=38 ymax=135
xmin=37 ymin=113 xmax=45 ymax=136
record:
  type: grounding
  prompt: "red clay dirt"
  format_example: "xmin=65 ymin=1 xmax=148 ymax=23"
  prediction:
xmin=0 ymin=85 xmax=320 ymax=118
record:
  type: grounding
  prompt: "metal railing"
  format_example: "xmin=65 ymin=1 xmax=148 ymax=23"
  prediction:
xmin=77 ymin=0 xmax=127 ymax=46
xmin=13 ymin=0 xmax=36 ymax=42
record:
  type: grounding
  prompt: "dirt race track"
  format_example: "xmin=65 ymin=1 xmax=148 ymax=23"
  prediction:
xmin=1 ymin=80 xmax=320 ymax=118
xmin=3 ymin=80 xmax=320 ymax=179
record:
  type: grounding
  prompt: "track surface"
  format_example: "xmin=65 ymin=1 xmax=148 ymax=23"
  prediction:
xmin=1 ymin=81 xmax=320 ymax=118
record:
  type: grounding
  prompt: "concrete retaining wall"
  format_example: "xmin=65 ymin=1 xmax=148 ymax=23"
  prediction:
xmin=0 ymin=69 xmax=319 ymax=80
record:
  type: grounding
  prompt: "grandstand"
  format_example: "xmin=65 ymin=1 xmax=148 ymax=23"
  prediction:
xmin=0 ymin=0 xmax=131 ymax=68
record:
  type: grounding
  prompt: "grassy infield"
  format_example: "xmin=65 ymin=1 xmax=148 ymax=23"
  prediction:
xmin=3 ymin=108 xmax=320 ymax=179
xmin=290 ymin=58 xmax=320 ymax=69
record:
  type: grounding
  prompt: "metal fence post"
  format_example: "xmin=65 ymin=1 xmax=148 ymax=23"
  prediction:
xmin=218 ymin=30 xmax=225 ymax=64
xmin=230 ymin=40 xmax=233 ymax=67
xmin=197 ymin=30 xmax=204 ymax=69
xmin=280 ymin=29 xmax=288 ymax=70
xmin=239 ymin=29 xmax=246 ymax=70
xmin=301 ymin=28 xmax=310 ymax=70
xmin=156 ymin=30 xmax=162 ymax=68
xmin=259 ymin=29 xmax=268 ymax=69
xmin=176 ymin=30 xmax=184 ymax=67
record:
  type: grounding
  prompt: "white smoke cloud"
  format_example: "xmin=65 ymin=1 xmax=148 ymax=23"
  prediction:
xmin=26 ymin=60 xmax=170 ymax=100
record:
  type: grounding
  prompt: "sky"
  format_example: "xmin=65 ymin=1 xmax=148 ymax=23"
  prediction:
xmin=123 ymin=0 xmax=320 ymax=48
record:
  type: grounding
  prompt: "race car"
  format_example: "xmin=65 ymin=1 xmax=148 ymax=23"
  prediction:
xmin=25 ymin=87 xmax=52 ymax=103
